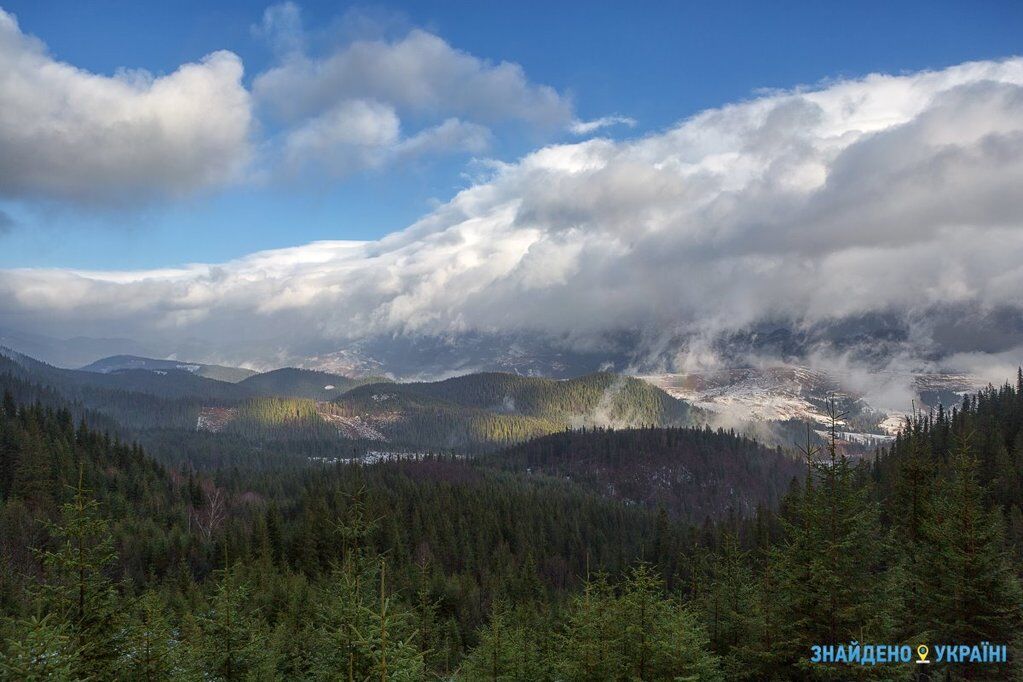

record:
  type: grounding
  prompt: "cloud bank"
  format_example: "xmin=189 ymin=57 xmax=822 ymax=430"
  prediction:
xmin=1 ymin=58 xmax=1022 ymax=374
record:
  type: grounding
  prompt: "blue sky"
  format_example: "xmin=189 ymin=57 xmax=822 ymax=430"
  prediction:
xmin=0 ymin=0 xmax=1021 ymax=271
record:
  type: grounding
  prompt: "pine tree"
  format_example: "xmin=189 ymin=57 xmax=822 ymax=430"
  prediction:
xmin=700 ymin=533 xmax=759 ymax=678
xmin=36 ymin=472 xmax=122 ymax=680
xmin=196 ymin=563 xmax=272 ymax=681
xmin=456 ymin=599 xmax=548 ymax=681
xmin=0 ymin=614 xmax=81 ymax=681
xmin=122 ymin=591 xmax=190 ymax=681
xmin=910 ymin=433 xmax=1023 ymax=679
xmin=774 ymin=408 xmax=900 ymax=678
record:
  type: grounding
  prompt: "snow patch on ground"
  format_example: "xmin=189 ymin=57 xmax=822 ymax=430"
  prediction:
xmin=310 ymin=451 xmax=452 ymax=466
xmin=196 ymin=407 xmax=237 ymax=433
xmin=639 ymin=366 xmax=845 ymax=426
xmin=813 ymin=429 xmax=894 ymax=446
xmin=316 ymin=409 xmax=388 ymax=441
xmin=638 ymin=364 xmax=979 ymax=441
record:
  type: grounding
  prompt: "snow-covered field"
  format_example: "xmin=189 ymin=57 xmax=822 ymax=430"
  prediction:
xmin=638 ymin=365 xmax=979 ymax=441
xmin=639 ymin=366 xmax=851 ymax=425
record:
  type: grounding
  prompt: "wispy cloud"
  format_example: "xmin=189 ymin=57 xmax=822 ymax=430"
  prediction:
xmin=569 ymin=115 xmax=637 ymax=135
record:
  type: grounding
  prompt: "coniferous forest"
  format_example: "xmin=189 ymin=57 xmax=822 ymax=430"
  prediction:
xmin=0 ymin=360 xmax=1022 ymax=680
xmin=1 ymin=4 xmax=1020 ymax=677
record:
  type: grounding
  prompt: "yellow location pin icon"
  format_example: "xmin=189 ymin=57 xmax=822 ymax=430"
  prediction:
xmin=916 ymin=644 xmax=930 ymax=664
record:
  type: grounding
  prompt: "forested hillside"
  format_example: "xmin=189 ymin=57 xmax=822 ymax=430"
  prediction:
xmin=4 ymin=355 xmax=1023 ymax=678
xmin=3 ymin=350 xmax=698 ymax=451
xmin=362 ymin=371 xmax=692 ymax=424
xmin=496 ymin=426 xmax=801 ymax=520
xmin=0 ymin=355 xmax=197 ymax=432
xmin=237 ymin=367 xmax=386 ymax=400
xmin=195 ymin=371 xmax=700 ymax=450
xmin=79 ymin=355 xmax=258 ymax=383
xmin=0 ymin=389 xmax=716 ymax=678
xmin=1 ymin=349 xmax=251 ymax=403
xmin=330 ymin=372 xmax=697 ymax=449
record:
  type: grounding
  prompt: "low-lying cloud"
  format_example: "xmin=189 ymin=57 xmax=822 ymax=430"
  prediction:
xmin=1 ymin=58 xmax=1022 ymax=378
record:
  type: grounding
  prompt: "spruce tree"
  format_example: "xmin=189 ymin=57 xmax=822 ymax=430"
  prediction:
xmin=910 ymin=433 xmax=1023 ymax=679
xmin=196 ymin=563 xmax=272 ymax=680
xmin=699 ymin=533 xmax=759 ymax=678
xmin=36 ymin=473 xmax=122 ymax=680
xmin=553 ymin=565 xmax=722 ymax=681
xmin=457 ymin=599 xmax=550 ymax=681
xmin=122 ymin=591 xmax=191 ymax=681
xmin=0 ymin=614 xmax=81 ymax=681
xmin=775 ymin=408 xmax=900 ymax=678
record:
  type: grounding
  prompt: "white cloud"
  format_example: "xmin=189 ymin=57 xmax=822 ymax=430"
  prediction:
xmin=0 ymin=4 xmax=572 ymax=198
xmin=395 ymin=119 xmax=492 ymax=158
xmin=254 ymin=27 xmax=572 ymax=127
xmin=569 ymin=115 xmax=637 ymax=135
xmin=0 ymin=8 xmax=253 ymax=205
xmin=252 ymin=1 xmax=304 ymax=57
xmin=282 ymin=99 xmax=401 ymax=174
xmin=251 ymin=13 xmax=572 ymax=176
xmin=279 ymin=100 xmax=492 ymax=177
xmin=2 ymin=58 xmax=1022 ymax=374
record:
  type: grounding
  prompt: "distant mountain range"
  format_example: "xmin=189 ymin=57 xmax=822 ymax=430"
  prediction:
xmin=0 ymin=342 xmax=989 ymax=453
xmin=80 ymin=354 xmax=258 ymax=383
xmin=238 ymin=367 xmax=387 ymax=400
xmin=195 ymin=372 xmax=696 ymax=450
xmin=0 ymin=347 xmax=697 ymax=450
xmin=0 ymin=327 xmax=158 ymax=368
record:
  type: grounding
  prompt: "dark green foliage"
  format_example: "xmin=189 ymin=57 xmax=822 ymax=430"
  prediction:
xmin=907 ymin=436 xmax=1023 ymax=679
xmin=238 ymin=367 xmax=384 ymax=400
xmin=225 ymin=397 xmax=337 ymax=441
xmin=495 ymin=425 xmax=801 ymax=520
xmin=195 ymin=564 xmax=274 ymax=680
xmin=4 ymin=367 xmax=1023 ymax=679
xmin=556 ymin=565 xmax=723 ymax=681
xmin=0 ymin=613 xmax=81 ymax=681
xmin=460 ymin=566 xmax=724 ymax=680
xmin=0 ymin=389 xmax=707 ymax=678
xmin=122 ymin=591 xmax=185 ymax=680
xmin=772 ymin=413 xmax=901 ymax=679
xmin=32 ymin=474 xmax=123 ymax=680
